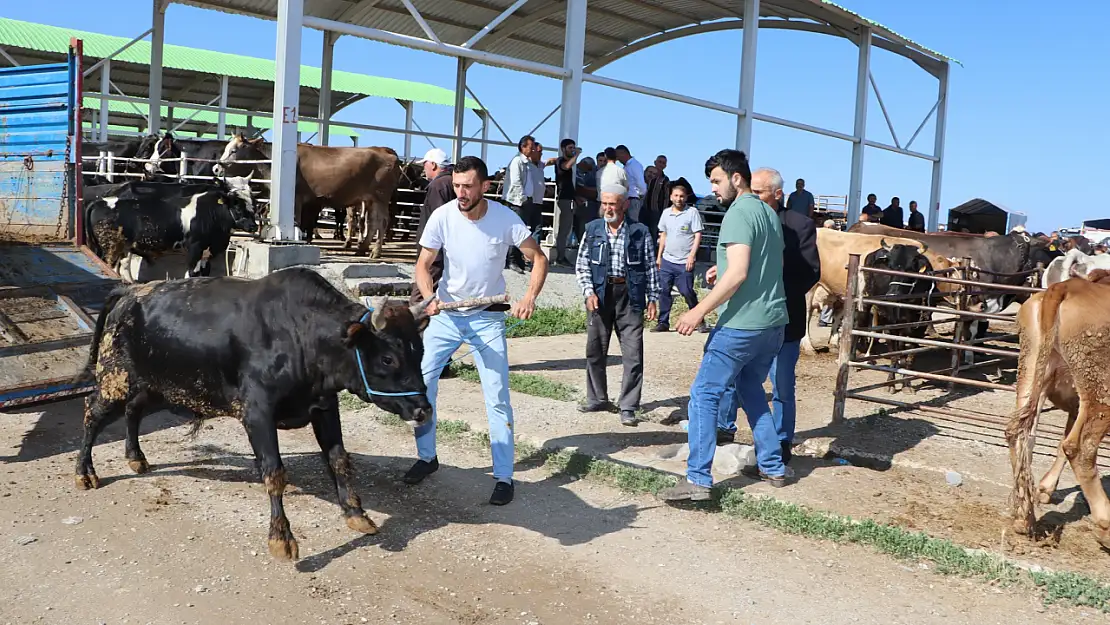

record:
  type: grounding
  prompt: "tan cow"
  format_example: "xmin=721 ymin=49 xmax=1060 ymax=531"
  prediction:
xmin=1007 ymin=270 xmax=1110 ymax=549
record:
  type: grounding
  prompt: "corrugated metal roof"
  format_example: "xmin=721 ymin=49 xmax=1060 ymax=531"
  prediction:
xmin=0 ymin=17 xmax=480 ymax=108
xmin=174 ymin=0 xmax=956 ymax=70
xmin=82 ymin=96 xmax=361 ymax=135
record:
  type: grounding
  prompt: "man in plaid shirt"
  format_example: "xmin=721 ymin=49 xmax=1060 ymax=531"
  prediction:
xmin=575 ymin=180 xmax=661 ymax=426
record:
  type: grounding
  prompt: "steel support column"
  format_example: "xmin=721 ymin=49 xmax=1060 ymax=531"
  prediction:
xmin=847 ymin=27 xmax=871 ymax=226
xmin=98 ymin=60 xmax=110 ymax=141
xmin=480 ymin=110 xmax=490 ymax=162
xmin=319 ymin=31 xmax=337 ymax=145
xmin=735 ymin=0 xmax=759 ymax=154
xmin=451 ymin=59 xmax=468 ymax=162
xmin=149 ymin=0 xmax=166 ymax=134
xmin=217 ymin=74 xmax=229 ymax=139
xmin=927 ymin=61 xmax=949 ymax=232
xmin=402 ymin=100 xmax=414 ymax=159
xmin=271 ymin=0 xmax=304 ymax=241
xmin=558 ymin=0 xmax=587 ymax=142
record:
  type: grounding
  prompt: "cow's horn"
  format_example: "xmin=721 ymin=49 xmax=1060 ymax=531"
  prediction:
xmin=410 ymin=296 xmax=434 ymax=319
xmin=880 ymin=238 xmax=891 ymax=250
xmin=371 ymin=297 xmax=389 ymax=331
xmin=918 ymin=242 xmax=928 ymax=254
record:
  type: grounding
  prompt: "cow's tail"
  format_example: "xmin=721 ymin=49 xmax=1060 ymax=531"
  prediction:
xmin=1006 ymin=284 xmax=1066 ymax=535
xmin=83 ymin=201 xmax=102 ymax=258
xmin=74 ymin=287 xmax=127 ymax=385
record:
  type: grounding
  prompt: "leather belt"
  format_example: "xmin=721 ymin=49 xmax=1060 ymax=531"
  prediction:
xmin=606 ymin=276 xmax=627 ymax=284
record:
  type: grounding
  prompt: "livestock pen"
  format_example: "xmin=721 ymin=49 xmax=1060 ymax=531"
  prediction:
xmin=828 ymin=253 xmax=1104 ymax=459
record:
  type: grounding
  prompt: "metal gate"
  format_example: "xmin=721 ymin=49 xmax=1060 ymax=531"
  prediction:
xmin=0 ymin=40 xmax=120 ymax=409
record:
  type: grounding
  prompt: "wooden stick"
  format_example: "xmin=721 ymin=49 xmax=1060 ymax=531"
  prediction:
xmin=436 ymin=294 xmax=511 ymax=310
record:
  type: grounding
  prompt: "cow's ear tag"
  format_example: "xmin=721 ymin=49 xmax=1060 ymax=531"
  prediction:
xmin=217 ymin=198 xmax=225 ymax=204
xmin=1049 ymin=244 xmax=1056 ymax=251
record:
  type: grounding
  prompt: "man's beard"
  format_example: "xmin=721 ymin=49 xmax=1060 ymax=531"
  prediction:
xmin=715 ymin=182 xmax=737 ymax=205
xmin=604 ymin=213 xmax=620 ymax=223
xmin=458 ymin=199 xmax=475 ymax=212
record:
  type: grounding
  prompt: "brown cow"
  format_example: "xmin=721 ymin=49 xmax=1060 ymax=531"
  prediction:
xmin=216 ymin=135 xmax=403 ymax=258
xmin=1007 ymin=270 xmax=1110 ymax=549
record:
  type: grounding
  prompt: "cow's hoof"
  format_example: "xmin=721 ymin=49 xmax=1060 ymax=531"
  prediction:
xmin=75 ymin=472 xmax=100 ymax=490
xmin=128 ymin=457 xmax=150 ymax=474
xmin=268 ymin=537 xmax=299 ymax=561
xmin=1095 ymin=525 xmax=1110 ymax=551
xmin=1036 ymin=487 xmax=1054 ymax=505
xmin=1012 ymin=517 xmax=1034 ymax=536
xmin=346 ymin=514 xmax=379 ymax=535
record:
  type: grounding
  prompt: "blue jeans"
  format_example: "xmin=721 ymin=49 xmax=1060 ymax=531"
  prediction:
xmin=717 ymin=338 xmax=802 ymax=446
xmin=414 ymin=311 xmax=515 ymax=482
xmin=687 ymin=325 xmax=785 ymax=487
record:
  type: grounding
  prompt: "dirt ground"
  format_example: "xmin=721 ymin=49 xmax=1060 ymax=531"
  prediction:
xmin=3 ymin=292 xmax=1110 ymax=623
xmin=1 ymin=397 xmax=1106 ymax=625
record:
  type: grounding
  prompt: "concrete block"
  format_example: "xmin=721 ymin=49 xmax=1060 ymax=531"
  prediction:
xmin=229 ymin=241 xmax=320 ymax=279
xmin=340 ymin=263 xmax=412 ymax=280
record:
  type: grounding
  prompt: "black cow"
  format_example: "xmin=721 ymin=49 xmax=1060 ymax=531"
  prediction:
xmin=861 ymin=240 xmax=935 ymax=393
xmin=73 ymin=269 xmax=434 ymax=560
xmin=85 ymin=177 xmax=258 ymax=282
xmin=82 ymin=134 xmax=162 ymax=186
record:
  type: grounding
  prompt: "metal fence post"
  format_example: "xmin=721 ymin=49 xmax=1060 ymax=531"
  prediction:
xmin=832 ymin=253 xmax=861 ymax=424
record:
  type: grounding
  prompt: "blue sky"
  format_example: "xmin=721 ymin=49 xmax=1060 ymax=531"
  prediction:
xmin=5 ymin=0 xmax=1105 ymax=232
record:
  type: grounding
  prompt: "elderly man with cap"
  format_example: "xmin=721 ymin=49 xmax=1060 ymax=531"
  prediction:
xmin=410 ymin=147 xmax=458 ymax=378
xmin=575 ymin=178 xmax=660 ymax=427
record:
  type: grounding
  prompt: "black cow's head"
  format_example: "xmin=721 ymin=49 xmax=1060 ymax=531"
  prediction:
xmin=867 ymin=239 xmax=934 ymax=303
xmin=342 ymin=298 xmax=433 ymax=424
xmin=214 ymin=175 xmax=260 ymax=233
xmin=140 ymin=132 xmax=181 ymax=178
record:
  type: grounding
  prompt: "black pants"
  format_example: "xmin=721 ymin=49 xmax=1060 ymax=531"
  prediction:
xmin=586 ymin=282 xmax=644 ymax=411
xmin=505 ymin=202 xmax=528 ymax=269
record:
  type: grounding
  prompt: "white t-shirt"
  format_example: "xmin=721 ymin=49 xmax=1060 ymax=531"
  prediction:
xmin=419 ymin=199 xmax=532 ymax=313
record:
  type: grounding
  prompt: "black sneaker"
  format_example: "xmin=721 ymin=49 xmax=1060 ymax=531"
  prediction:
xmin=490 ymin=480 xmax=514 ymax=505
xmin=402 ymin=457 xmax=439 ymax=485
xmin=650 ymin=323 xmax=668 ymax=333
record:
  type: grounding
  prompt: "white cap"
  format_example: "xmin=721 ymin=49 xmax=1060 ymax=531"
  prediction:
xmin=422 ymin=148 xmax=450 ymax=166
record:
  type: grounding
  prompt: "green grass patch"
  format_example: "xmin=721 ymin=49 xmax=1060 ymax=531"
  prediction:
xmin=359 ymin=409 xmax=1110 ymax=613
xmin=506 ymin=307 xmax=587 ymax=338
xmin=449 ymin=362 xmax=578 ymax=402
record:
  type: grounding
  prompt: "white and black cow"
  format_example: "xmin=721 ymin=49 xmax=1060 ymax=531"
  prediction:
xmin=85 ymin=176 xmax=258 ymax=282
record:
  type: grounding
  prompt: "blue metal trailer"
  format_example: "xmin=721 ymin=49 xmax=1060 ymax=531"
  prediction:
xmin=0 ymin=40 xmax=119 ymax=409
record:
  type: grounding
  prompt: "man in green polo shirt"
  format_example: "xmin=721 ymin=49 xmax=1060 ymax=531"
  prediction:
xmin=658 ymin=149 xmax=789 ymax=501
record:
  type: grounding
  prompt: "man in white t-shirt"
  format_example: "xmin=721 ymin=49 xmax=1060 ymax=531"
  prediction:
xmin=408 ymin=156 xmax=549 ymax=506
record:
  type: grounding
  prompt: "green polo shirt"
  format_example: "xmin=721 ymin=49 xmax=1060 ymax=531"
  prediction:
xmin=715 ymin=193 xmax=788 ymax=330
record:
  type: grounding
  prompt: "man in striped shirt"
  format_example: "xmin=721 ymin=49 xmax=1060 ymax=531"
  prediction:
xmin=575 ymin=180 xmax=661 ymax=426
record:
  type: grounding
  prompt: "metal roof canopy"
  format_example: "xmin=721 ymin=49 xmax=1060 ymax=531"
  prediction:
xmin=0 ymin=16 xmax=479 ymax=143
xmin=157 ymin=0 xmax=953 ymax=242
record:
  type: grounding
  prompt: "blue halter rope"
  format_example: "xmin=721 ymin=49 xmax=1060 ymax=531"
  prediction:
xmin=354 ymin=309 xmax=424 ymax=398
xmin=355 ymin=305 xmax=528 ymax=396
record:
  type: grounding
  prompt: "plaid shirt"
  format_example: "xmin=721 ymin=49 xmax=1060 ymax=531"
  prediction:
xmin=575 ymin=220 xmax=661 ymax=303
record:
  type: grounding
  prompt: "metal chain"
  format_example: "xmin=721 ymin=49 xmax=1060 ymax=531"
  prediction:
xmin=56 ymin=137 xmax=71 ymax=240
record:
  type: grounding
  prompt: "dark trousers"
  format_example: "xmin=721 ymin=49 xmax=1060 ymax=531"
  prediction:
xmin=505 ymin=202 xmax=528 ymax=269
xmin=658 ymin=259 xmax=698 ymax=327
xmin=586 ymin=282 xmax=644 ymax=411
